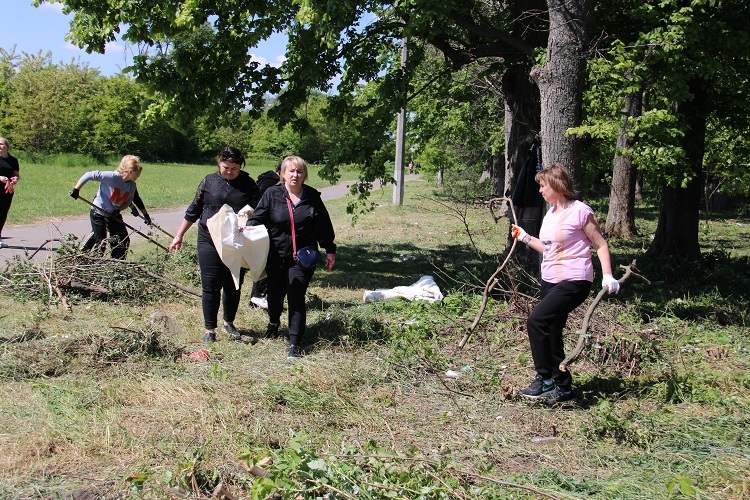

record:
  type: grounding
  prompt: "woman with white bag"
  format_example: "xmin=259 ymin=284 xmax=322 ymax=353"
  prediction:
xmin=168 ymin=147 xmax=261 ymax=343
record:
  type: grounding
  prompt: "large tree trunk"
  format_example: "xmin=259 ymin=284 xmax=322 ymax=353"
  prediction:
xmin=605 ymin=89 xmax=642 ymax=238
xmin=501 ymin=64 xmax=543 ymax=269
xmin=532 ymin=0 xmax=593 ymax=184
xmin=647 ymin=79 xmax=708 ymax=259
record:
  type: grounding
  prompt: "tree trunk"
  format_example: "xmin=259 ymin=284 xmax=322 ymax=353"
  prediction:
xmin=647 ymin=79 xmax=708 ymax=259
xmin=605 ymin=89 xmax=642 ymax=238
xmin=635 ymin=170 xmax=644 ymax=202
xmin=532 ymin=0 xmax=593 ymax=184
xmin=501 ymin=64 xmax=543 ymax=269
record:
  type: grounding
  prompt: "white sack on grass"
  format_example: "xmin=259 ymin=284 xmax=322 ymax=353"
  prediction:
xmin=363 ymin=275 xmax=444 ymax=303
xmin=207 ymin=204 xmax=269 ymax=288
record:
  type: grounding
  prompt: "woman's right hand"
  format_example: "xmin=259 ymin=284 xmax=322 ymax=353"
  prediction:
xmin=168 ymin=234 xmax=183 ymax=252
xmin=511 ymin=224 xmax=530 ymax=243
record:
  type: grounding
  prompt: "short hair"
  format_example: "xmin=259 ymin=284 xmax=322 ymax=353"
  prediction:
xmin=280 ymin=155 xmax=308 ymax=183
xmin=218 ymin=146 xmax=246 ymax=168
xmin=117 ymin=155 xmax=142 ymax=175
xmin=535 ymin=162 xmax=578 ymax=200
xmin=0 ymin=137 xmax=10 ymax=148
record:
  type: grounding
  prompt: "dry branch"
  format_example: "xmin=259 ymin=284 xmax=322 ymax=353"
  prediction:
xmin=559 ymin=259 xmax=650 ymax=372
xmin=458 ymin=196 xmax=517 ymax=349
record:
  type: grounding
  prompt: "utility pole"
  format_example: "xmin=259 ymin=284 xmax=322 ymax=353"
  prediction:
xmin=393 ymin=37 xmax=408 ymax=206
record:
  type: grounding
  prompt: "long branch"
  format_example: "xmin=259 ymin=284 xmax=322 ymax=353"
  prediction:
xmin=458 ymin=197 xmax=516 ymax=349
xmin=559 ymin=260 xmax=650 ymax=372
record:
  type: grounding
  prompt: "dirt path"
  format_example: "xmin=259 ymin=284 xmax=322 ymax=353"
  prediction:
xmin=0 ymin=175 xmax=420 ymax=262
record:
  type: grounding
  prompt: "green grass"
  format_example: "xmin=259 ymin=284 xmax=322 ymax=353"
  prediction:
xmin=7 ymin=156 xmax=360 ymax=225
xmin=1 ymin=180 xmax=749 ymax=498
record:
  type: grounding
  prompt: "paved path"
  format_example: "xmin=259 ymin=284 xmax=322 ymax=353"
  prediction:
xmin=0 ymin=175 xmax=420 ymax=262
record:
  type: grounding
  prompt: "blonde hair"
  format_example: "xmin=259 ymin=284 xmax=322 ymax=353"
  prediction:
xmin=0 ymin=137 xmax=10 ymax=148
xmin=116 ymin=155 xmax=142 ymax=175
xmin=280 ymin=155 xmax=308 ymax=183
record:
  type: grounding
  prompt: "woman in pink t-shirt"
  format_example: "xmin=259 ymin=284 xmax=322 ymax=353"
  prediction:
xmin=511 ymin=163 xmax=620 ymax=405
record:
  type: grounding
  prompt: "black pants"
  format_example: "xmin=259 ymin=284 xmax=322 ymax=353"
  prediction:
xmin=251 ymin=277 xmax=268 ymax=298
xmin=0 ymin=191 xmax=14 ymax=236
xmin=83 ymin=209 xmax=130 ymax=259
xmin=197 ymin=229 xmax=246 ymax=330
xmin=265 ymin=251 xmax=315 ymax=347
xmin=527 ymin=279 xmax=592 ymax=389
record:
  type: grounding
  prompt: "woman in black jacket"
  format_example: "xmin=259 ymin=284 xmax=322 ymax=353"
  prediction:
xmin=168 ymin=147 xmax=261 ymax=343
xmin=246 ymin=155 xmax=336 ymax=358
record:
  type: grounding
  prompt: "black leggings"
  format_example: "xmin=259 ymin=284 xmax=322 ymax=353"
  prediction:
xmin=197 ymin=230 xmax=246 ymax=330
xmin=265 ymin=251 xmax=315 ymax=347
xmin=527 ymin=279 xmax=592 ymax=389
xmin=0 ymin=191 xmax=14 ymax=236
xmin=83 ymin=209 xmax=130 ymax=259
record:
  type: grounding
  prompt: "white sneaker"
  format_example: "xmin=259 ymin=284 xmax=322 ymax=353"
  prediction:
xmin=250 ymin=296 xmax=268 ymax=309
xmin=0 ymin=241 xmax=7 ymax=249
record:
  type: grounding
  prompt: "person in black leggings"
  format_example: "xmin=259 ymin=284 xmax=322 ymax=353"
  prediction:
xmin=168 ymin=147 xmax=261 ymax=343
xmin=245 ymin=155 xmax=336 ymax=359
xmin=0 ymin=137 xmax=20 ymax=247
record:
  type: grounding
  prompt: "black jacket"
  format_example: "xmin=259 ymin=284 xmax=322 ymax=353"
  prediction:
xmin=247 ymin=183 xmax=336 ymax=259
xmin=256 ymin=170 xmax=280 ymax=194
xmin=184 ymin=170 xmax=260 ymax=234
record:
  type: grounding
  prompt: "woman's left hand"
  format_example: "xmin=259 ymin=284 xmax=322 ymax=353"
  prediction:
xmin=602 ymin=274 xmax=620 ymax=294
xmin=324 ymin=253 xmax=335 ymax=272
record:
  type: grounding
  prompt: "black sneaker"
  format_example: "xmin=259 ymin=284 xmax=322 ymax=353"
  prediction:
xmin=519 ymin=374 xmax=555 ymax=399
xmin=223 ymin=323 xmax=242 ymax=341
xmin=287 ymin=344 xmax=302 ymax=359
xmin=544 ymin=387 xmax=575 ymax=406
xmin=264 ymin=322 xmax=280 ymax=339
xmin=202 ymin=331 xmax=217 ymax=343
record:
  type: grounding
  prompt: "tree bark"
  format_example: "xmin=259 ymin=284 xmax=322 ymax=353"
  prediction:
xmin=647 ymin=78 xmax=708 ymax=259
xmin=532 ymin=0 xmax=593 ymax=184
xmin=605 ymin=89 xmax=642 ymax=238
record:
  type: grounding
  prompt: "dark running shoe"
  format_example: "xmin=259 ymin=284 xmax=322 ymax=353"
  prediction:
xmin=543 ymin=386 xmax=575 ymax=406
xmin=202 ymin=331 xmax=217 ymax=343
xmin=223 ymin=323 xmax=242 ymax=341
xmin=519 ymin=374 xmax=555 ymax=399
xmin=287 ymin=344 xmax=302 ymax=359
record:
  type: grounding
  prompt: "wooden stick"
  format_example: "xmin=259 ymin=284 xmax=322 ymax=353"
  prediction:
xmin=76 ymin=195 xmax=168 ymax=251
xmin=458 ymin=197 xmax=517 ymax=349
xmin=559 ymin=259 xmax=650 ymax=372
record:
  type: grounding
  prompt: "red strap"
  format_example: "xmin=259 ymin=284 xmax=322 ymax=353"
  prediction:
xmin=286 ymin=197 xmax=297 ymax=257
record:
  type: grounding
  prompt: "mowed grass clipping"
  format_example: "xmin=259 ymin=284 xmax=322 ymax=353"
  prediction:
xmin=1 ymin=178 xmax=749 ymax=498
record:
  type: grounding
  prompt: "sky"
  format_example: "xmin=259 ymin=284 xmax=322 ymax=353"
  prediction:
xmin=1 ymin=1 xmax=288 ymax=76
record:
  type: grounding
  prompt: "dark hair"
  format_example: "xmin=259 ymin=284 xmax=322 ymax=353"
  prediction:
xmin=218 ymin=146 xmax=245 ymax=168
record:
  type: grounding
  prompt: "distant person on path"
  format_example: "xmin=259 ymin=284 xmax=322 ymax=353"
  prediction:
xmin=245 ymin=155 xmax=336 ymax=359
xmin=510 ymin=163 xmax=619 ymax=406
xmin=0 ymin=137 xmax=20 ymax=248
xmin=249 ymin=163 xmax=281 ymax=310
xmin=69 ymin=155 xmax=151 ymax=259
xmin=168 ymin=147 xmax=261 ymax=344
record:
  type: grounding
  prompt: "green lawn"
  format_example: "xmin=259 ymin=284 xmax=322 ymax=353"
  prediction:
xmin=8 ymin=159 xmax=360 ymax=225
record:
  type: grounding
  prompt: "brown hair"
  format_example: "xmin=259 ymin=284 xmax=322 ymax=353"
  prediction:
xmin=535 ymin=163 xmax=578 ymax=200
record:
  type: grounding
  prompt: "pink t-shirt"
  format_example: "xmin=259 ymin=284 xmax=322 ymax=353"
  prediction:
xmin=538 ymin=200 xmax=595 ymax=283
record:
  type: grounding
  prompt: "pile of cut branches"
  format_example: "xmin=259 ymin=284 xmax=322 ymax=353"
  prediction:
xmin=0 ymin=249 xmax=198 ymax=307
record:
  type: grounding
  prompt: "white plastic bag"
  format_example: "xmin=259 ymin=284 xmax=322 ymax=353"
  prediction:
xmin=207 ymin=204 xmax=269 ymax=288
xmin=363 ymin=275 xmax=444 ymax=303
